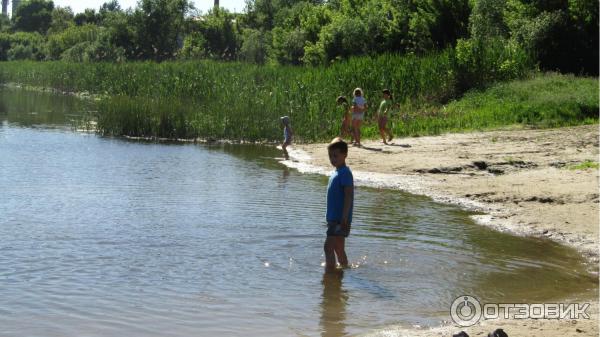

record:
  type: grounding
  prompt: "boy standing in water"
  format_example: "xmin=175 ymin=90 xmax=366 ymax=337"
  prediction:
xmin=324 ymin=137 xmax=354 ymax=272
xmin=280 ymin=116 xmax=293 ymax=160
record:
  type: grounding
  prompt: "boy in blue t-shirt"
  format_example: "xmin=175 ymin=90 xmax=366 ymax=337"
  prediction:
xmin=324 ymin=137 xmax=354 ymax=272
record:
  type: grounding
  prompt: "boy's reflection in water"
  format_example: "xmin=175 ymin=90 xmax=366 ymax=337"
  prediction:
xmin=320 ymin=270 xmax=348 ymax=337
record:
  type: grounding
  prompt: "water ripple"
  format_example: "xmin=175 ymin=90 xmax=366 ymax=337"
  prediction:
xmin=0 ymin=120 xmax=595 ymax=336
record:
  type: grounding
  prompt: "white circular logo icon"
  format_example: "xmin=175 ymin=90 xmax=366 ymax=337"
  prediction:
xmin=450 ymin=295 xmax=482 ymax=326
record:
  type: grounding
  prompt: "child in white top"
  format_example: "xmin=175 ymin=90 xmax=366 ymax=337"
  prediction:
xmin=351 ymin=88 xmax=367 ymax=147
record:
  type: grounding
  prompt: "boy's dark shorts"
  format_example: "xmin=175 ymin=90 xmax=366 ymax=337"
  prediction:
xmin=326 ymin=221 xmax=350 ymax=237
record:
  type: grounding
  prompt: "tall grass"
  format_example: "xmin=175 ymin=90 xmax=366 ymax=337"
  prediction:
xmin=366 ymin=73 xmax=598 ymax=138
xmin=433 ymin=72 xmax=598 ymax=131
xmin=1 ymin=47 xmax=586 ymax=142
xmin=0 ymin=51 xmax=465 ymax=141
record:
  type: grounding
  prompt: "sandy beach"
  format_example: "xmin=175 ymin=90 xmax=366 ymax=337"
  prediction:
xmin=287 ymin=124 xmax=599 ymax=337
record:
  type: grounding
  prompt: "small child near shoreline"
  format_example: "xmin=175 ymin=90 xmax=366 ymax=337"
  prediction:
xmin=351 ymin=88 xmax=367 ymax=147
xmin=377 ymin=89 xmax=394 ymax=144
xmin=280 ymin=116 xmax=293 ymax=160
xmin=324 ymin=137 xmax=354 ymax=272
xmin=336 ymin=96 xmax=353 ymax=142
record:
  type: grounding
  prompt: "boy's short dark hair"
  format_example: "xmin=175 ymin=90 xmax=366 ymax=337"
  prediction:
xmin=327 ymin=137 xmax=348 ymax=154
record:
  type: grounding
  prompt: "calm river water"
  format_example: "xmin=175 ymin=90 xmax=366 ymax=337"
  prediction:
xmin=0 ymin=87 xmax=596 ymax=337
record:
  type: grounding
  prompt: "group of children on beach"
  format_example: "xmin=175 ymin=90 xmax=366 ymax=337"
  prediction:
xmin=280 ymin=87 xmax=395 ymax=155
xmin=279 ymin=88 xmax=397 ymax=272
xmin=337 ymin=87 xmax=395 ymax=147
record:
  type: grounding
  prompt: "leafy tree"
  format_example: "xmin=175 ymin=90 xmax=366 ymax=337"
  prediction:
xmin=74 ymin=9 xmax=99 ymax=26
xmin=297 ymin=2 xmax=330 ymax=43
xmin=505 ymin=0 xmax=598 ymax=74
xmin=0 ymin=0 xmax=593 ymax=74
xmin=13 ymin=0 xmax=54 ymax=34
xmin=454 ymin=37 xmax=531 ymax=90
xmin=60 ymin=41 xmax=93 ymax=61
xmin=100 ymin=0 xmax=121 ymax=14
xmin=358 ymin=0 xmax=400 ymax=54
xmin=0 ymin=31 xmax=45 ymax=60
xmin=130 ymin=0 xmax=192 ymax=61
xmin=270 ymin=26 xmax=306 ymax=64
xmin=238 ymin=28 xmax=267 ymax=63
xmin=0 ymin=32 xmax=12 ymax=59
xmin=48 ymin=6 xmax=74 ymax=33
xmin=318 ymin=15 xmax=366 ymax=62
xmin=244 ymin=0 xmax=278 ymax=30
xmin=102 ymin=10 xmax=135 ymax=59
xmin=98 ymin=1 xmax=123 ymax=24
xmin=46 ymin=24 xmax=99 ymax=59
xmin=406 ymin=7 xmax=435 ymax=53
xmin=197 ymin=8 xmax=239 ymax=60
xmin=0 ymin=13 xmax=11 ymax=32
xmin=469 ymin=0 xmax=508 ymax=40
xmin=91 ymin=31 xmax=127 ymax=61
xmin=178 ymin=31 xmax=207 ymax=59
xmin=427 ymin=0 xmax=471 ymax=48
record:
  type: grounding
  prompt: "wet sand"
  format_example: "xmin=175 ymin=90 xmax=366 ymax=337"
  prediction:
xmin=287 ymin=124 xmax=599 ymax=337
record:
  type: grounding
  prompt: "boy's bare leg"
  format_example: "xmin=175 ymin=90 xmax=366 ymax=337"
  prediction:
xmin=324 ymin=237 xmax=337 ymax=272
xmin=333 ymin=237 xmax=348 ymax=268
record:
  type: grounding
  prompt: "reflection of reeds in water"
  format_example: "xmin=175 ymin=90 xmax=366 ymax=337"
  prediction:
xmin=320 ymin=270 xmax=348 ymax=337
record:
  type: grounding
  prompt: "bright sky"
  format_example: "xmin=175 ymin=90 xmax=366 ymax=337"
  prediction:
xmin=10 ymin=0 xmax=248 ymax=14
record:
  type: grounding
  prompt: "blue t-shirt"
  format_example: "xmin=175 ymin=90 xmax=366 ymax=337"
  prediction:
xmin=326 ymin=165 xmax=354 ymax=223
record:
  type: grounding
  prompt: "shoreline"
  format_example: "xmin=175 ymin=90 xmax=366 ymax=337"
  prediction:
xmin=285 ymin=124 xmax=599 ymax=267
xmin=284 ymin=124 xmax=598 ymax=337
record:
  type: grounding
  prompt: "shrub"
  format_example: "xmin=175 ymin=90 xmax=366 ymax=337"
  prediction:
xmin=178 ymin=32 xmax=207 ymax=60
xmin=46 ymin=24 xmax=99 ymax=60
xmin=454 ymin=37 xmax=532 ymax=91
xmin=0 ymin=32 xmax=45 ymax=61
xmin=238 ymin=28 xmax=267 ymax=64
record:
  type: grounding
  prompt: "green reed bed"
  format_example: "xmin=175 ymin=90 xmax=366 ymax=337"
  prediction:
xmin=2 ymin=49 xmax=593 ymax=142
xmin=0 ymin=51 xmax=467 ymax=141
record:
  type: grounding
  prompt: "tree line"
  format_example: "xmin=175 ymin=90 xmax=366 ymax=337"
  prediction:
xmin=0 ymin=0 xmax=597 ymax=75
